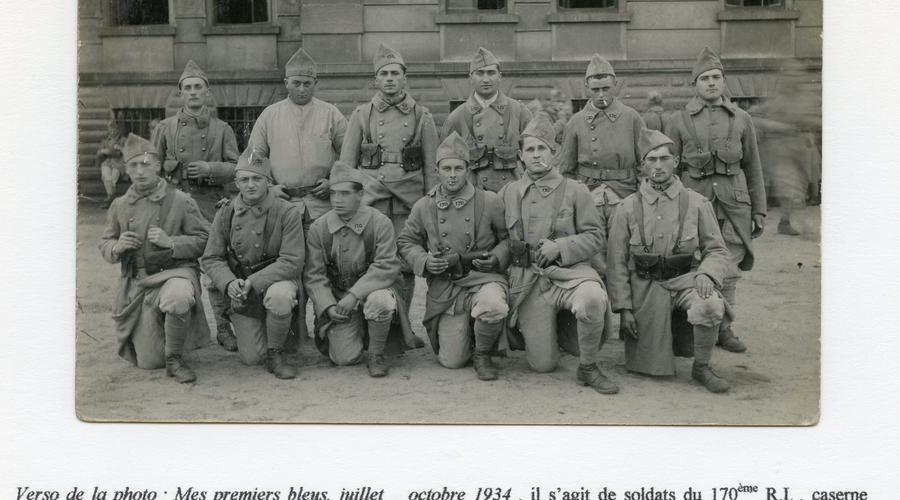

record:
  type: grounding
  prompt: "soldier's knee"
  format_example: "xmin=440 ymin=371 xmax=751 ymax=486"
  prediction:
xmin=471 ymin=283 xmax=509 ymax=323
xmin=438 ymin=350 xmax=470 ymax=369
xmin=687 ymin=294 xmax=725 ymax=327
xmin=264 ymin=281 xmax=298 ymax=317
xmin=331 ymin=347 xmax=364 ymax=366
xmin=239 ymin=346 xmax=266 ymax=366
xmin=135 ymin=351 xmax=165 ymax=370
xmin=528 ymin=353 xmax=559 ymax=373
xmin=571 ymin=282 xmax=608 ymax=323
xmin=158 ymin=278 xmax=195 ymax=315
xmin=363 ymin=289 xmax=396 ymax=322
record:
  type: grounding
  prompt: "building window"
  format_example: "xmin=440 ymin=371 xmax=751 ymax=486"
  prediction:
xmin=213 ymin=0 xmax=269 ymax=24
xmin=217 ymin=107 xmax=266 ymax=152
xmin=559 ymin=0 xmax=616 ymax=8
xmin=113 ymin=108 xmax=165 ymax=139
xmin=449 ymin=100 xmax=466 ymax=113
xmin=571 ymin=99 xmax=588 ymax=114
xmin=446 ymin=0 xmax=506 ymax=11
xmin=108 ymin=0 xmax=169 ymax=26
xmin=725 ymin=0 xmax=784 ymax=6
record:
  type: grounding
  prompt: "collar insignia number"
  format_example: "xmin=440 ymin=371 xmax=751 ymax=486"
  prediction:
xmin=436 ymin=200 xmax=451 ymax=210
xmin=354 ymin=223 xmax=364 ymax=232
xmin=452 ymin=199 xmax=467 ymax=209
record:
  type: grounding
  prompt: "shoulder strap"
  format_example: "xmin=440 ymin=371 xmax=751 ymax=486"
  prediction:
xmin=323 ymin=228 xmax=334 ymax=266
xmin=363 ymin=220 xmax=376 ymax=264
xmin=410 ymin=104 xmax=425 ymax=146
xmin=672 ymin=191 xmax=690 ymax=253
xmin=681 ymin=109 xmax=704 ymax=151
xmin=362 ymin=103 xmax=374 ymax=143
xmin=146 ymin=183 xmax=178 ymax=240
xmin=468 ymin=188 xmax=485 ymax=251
xmin=633 ymin=191 xmax=649 ymax=251
xmin=547 ymin=180 xmax=567 ymax=239
xmin=429 ymin=197 xmax=446 ymax=252
xmin=260 ymin=206 xmax=278 ymax=259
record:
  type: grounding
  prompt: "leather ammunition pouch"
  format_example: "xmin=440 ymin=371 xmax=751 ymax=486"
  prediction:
xmin=492 ymin=145 xmax=518 ymax=169
xmin=143 ymin=248 xmax=175 ymax=275
xmin=434 ymin=250 xmax=491 ymax=280
xmin=682 ymin=151 xmax=714 ymax=179
xmin=633 ymin=252 xmax=662 ymax=281
xmin=359 ymin=143 xmax=383 ymax=169
xmin=326 ymin=261 xmax=366 ymax=293
xmin=229 ymin=255 xmax=277 ymax=281
xmin=283 ymin=185 xmax=317 ymax=199
xmin=400 ymin=144 xmax=424 ymax=172
xmin=712 ymin=147 xmax=743 ymax=176
xmin=509 ymin=240 xmax=532 ymax=268
xmin=632 ymin=252 xmax=694 ymax=281
xmin=663 ymin=253 xmax=694 ymax=279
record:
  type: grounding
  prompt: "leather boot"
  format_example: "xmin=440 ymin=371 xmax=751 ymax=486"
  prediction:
xmin=266 ymin=348 xmax=296 ymax=379
xmin=216 ymin=324 xmax=238 ymax=352
xmin=473 ymin=351 xmax=498 ymax=381
xmin=576 ymin=363 xmax=619 ymax=395
xmin=367 ymin=318 xmax=391 ymax=378
xmin=692 ymin=362 xmax=730 ymax=393
xmin=165 ymin=355 xmax=196 ymax=384
xmin=367 ymin=354 xmax=388 ymax=378
xmin=717 ymin=335 xmax=747 ymax=353
xmin=473 ymin=320 xmax=502 ymax=381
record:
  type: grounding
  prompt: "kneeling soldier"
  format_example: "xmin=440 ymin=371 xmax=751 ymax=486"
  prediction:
xmin=99 ymin=133 xmax=211 ymax=383
xmin=398 ymin=131 xmax=510 ymax=380
xmin=607 ymin=129 xmax=732 ymax=393
xmin=498 ymin=116 xmax=619 ymax=394
xmin=305 ymin=162 xmax=421 ymax=377
xmin=201 ymin=151 xmax=304 ymax=379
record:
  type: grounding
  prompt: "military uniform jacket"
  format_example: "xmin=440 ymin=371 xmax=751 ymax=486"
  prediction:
xmin=665 ymin=97 xmax=766 ymax=270
xmin=441 ymin=92 xmax=533 ymax=193
xmin=340 ymin=93 xmax=439 ymax=215
xmin=556 ymin=99 xmax=645 ymax=200
xmin=200 ymin=190 xmax=305 ymax=294
xmin=153 ymin=107 xmax=239 ymax=193
xmin=304 ymin=206 xmax=402 ymax=318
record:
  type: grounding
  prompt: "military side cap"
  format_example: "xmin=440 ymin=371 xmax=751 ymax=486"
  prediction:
xmin=122 ymin=133 xmax=159 ymax=164
xmin=179 ymin=59 xmax=208 ymax=87
xmin=692 ymin=46 xmax=724 ymax=82
xmin=585 ymin=53 xmax=615 ymax=79
xmin=638 ymin=128 xmax=675 ymax=161
xmin=374 ymin=43 xmax=406 ymax=73
xmin=436 ymin=131 xmax=469 ymax=165
xmin=235 ymin=147 xmax=273 ymax=180
xmin=469 ymin=46 xmax=500 ymax=73
xmin=330 ymin=161 xmax=368 ymax=188
xmin=285 ymin=48 xmax=317 ymax=78
xmin=521 ymin=114 xmax=559 ymax=151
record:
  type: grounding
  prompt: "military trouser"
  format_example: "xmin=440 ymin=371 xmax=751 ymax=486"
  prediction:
xmin=133 ymin=277 xmax=195 ymax=370
xmin=719 ymin=218 xmax=747 ymax=343
xmin=436 ymin=282 xmax=508 ymax=369
xmin=516 ymin=280 xmax=608 ymax=373
xmin=230 ymin=280 xmax=298 ymax=365
xmin=324 ymin=288 xmax=397 ymax=366
xmin=673 ymin=288 xmax=726 ymax=365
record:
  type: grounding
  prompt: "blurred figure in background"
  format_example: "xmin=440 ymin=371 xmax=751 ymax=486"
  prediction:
xmin=641 ymin=90 xmax=668 ymax=132
xmin=97 ymin=118 xmax=127 ymax=208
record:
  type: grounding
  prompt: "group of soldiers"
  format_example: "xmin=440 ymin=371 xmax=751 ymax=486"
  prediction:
xmin=100 ymin=42 xmax=768 ymax=395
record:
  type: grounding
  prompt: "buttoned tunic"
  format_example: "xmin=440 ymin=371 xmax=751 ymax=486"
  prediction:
xmin=441 ymin=92 xmax=533 ymax=193
xmin=606 ymin=178 xmax=731 ymax=375
xmin=664 ymin=97 xmax=766 ymax=270
xmin=99 ymin=179 xmax=211 ymax=366
xmin=153 ymin=107 xmax=239 ymax=221
xmin=248 ymin=97 xmax=348 ymax=219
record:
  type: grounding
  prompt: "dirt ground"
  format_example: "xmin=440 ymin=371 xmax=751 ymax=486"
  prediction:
xmin=75 ymin=203 xmax=820 ymax=425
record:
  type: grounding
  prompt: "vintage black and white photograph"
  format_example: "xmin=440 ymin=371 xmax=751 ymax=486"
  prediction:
xmin=74 ymin=0 xmax=821 ymax=424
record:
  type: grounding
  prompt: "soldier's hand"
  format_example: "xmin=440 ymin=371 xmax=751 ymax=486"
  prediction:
xmin=114 ymin=231 xmax=142 ymax=254
xmin=186 ymin=161 xmax=211 ymax=179
xmin=472 ymin=254 xmax=498 ymax=272
xmin=694 ymin=273 xmax=715 ymax=299
xmin=147 ymin=226 xmax=173 ymax=249
xmin=620 ymin=310 xmax=639 ymax=340
xmin=425 ymin=255 xmax=449 ymax=274
xmin=536 ymin=239 xmax=561 ymax=267
xmin=227 ymin=279 xmax=247 ymax=301
xmin=326 ymin=305 xmax=350 ymax=323
xmin=751 ymin=213 xmax=766 ymax=238
xmin=335 ymin=293 xmax=358 ymax=317
xmin=270 ymin=184 xmax=290 ymax=200
xmin=312 ymin=178 xmax=330 ymax=200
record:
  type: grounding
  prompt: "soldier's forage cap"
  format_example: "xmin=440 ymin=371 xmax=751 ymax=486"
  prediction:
xmin=179 ymin=59 xmax=208 ymax=87
xmin=638 ymin=128 xmax=675 ymax=161
xmin=122 ymin=133 xmax=159 ymax=164
xmin=373 ymin=43 xmax=406 ymax=73
xmin=436 ymin=131 xmax=469 ymax=165
xmin=692 ymin=46 xmax=724 ymax=82
xmin=330 ymin=161 xmax=368 ymax=189
xmin=236 ymin=147 xmax=273 ymax=180
xmin=285 ymin=48 xmax=317 ymax=79
xmin=469 ymin=47 xmax=500 ymax=74
xmin=585 ymin=53 xmax=615 ymax=79
xmin=520 ymin=114 xmax=559 ymax=152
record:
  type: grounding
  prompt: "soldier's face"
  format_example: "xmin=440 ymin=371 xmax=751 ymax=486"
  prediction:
xmin=125 ymin=156 xmax=161 ymax=192
xmin=470 ymin=65 xmax=501 ymax=99
xmin=330 ymin=183 xmax=364 ymax=217
xmin=519 ymin=136 xmax=554 ymax=179
xmin=285 ymin=76 xmax=317 ymax=105
xmin=375 ymin=64 xmax=407 ymax=96
xmin=438 ymin=159 xmax=468 ymax=194
xmin=179 ymin=77 xmax=209 ymax=110
xmin=235 ymin=171 xmax=269 ymax=204
xmin=694 ymin=69 xmax=725 ymax=103
xmin=643 ymin=145 xmax=678 ymax=184
xmin=587 ymin=76 xmax=616 ymax=109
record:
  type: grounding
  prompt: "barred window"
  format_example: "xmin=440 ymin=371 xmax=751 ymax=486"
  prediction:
xmin=108 ymin=0 xmax=169 ymax=26
xmin=726 ymin=0 xmax=784 ymax=6
xmin=113 ymin=108 xmax=165 ymax=139
xmin=571 ymin=99 xmax=588 ymax=114
xmin=559 ymin=0 xmax=617 ymax=8
xmin=213 ymin=0 xmax=269 ymax=24
xmin=446 ymin=0 xmax=506 ymax=11
xmin=217 ymin=107 xmax=266 ymax=152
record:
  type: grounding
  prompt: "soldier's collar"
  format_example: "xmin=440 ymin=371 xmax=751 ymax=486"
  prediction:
xmin=584 ymin=99 xmax=623 ymax=123
xmin=686 ymin=96 xmax=736 ymax=116
xmin=233 ymin=189 xmax=275 ymax=216
xmin=639 ymin=176 xmax=684 ymax=203
xmin=525 ymin=168 xmax=564 ymax=197
xmin=326 ymin=206 xmax=372 ymax=235
xmin=467 ymin=92 xmax=507 ymax=114
xmin=124 ymin=178 xmax=168 ymax=204
xmin=374 ymin=92 xmax=415 ymax=114
xmin=177 ymin=106 xmax=211 ymax=128
xmin=434 ymin=182 xmax=475 ymax=209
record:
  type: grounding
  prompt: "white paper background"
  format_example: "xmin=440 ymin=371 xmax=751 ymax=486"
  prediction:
xmin=1 ymin=1 xmax=898 ymax=497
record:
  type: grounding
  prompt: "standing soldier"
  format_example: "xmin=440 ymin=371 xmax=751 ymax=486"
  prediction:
xmin=304 ymin=162 xmax=421 ymax=377
xmin=441 ymin=47 xmax=533 ymax=193
xmin=498 ymin=116 xmax=619 ymax=395
xmin=641 ymin=90 xmax=668 ymax=132
xmin=339 ymin=43 xmax=439 ymax=312
xmin=200 ymin=151 xmax=305 ymax=379
xmin=607 ymin=128 xmax=733 ymax=393
xmin=153 ymin=60 xmax=240 ymax=352
xmin=665 ymin=47 xmax=766 ymax=353
xmin=99 ymin=134 xmax=210 ymax=383
xmin=557 ymin=54 xmax=645 ymax=231
xmin=248 ymin=47 xmax=348 ymax=346
xmin=397 ymin=132 xmax=510 ymax=380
